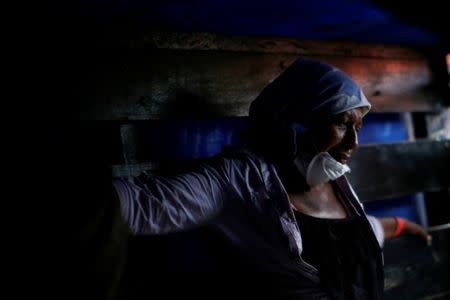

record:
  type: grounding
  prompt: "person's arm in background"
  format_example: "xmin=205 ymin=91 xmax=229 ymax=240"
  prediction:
xmin=367 ymin=215 xmax=431 ymax=248
xmin=346 ymin=181 xmax=431 ymax=247
xmin=112 ymin=156 xmax=230 ymax=235
xmin=378 ymin=216 xmax=432 ymax=242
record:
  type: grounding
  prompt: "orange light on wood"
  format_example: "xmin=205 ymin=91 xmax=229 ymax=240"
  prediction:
xmin=447 ymin=53 xmax=450 ymax=73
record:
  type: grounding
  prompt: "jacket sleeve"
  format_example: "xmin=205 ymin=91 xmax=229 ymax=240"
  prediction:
xmin=346 ymin=178 xmax=385 ymax=247
xmin=366 ymin=215 xmax=385 ymax=247
xmin=112 ymin=157 xmax=230 ymax=235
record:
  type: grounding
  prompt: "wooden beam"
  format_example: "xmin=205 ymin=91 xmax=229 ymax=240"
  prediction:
xmin=80 ymin=48 xmax=442 ymax=120
xmin=111 ymin=162 xmax=160 ymax=178
xmin=81 ymin=51 xmax=297 ymax=120
xmin=347 ymin=140 xmax=450 ymax=201
xmin=132 ymin=31 xmax=426 ymax=60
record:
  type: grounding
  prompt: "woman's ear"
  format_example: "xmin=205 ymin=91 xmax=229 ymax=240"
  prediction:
xmin=291 ymin=122 xmax=316 ymax=156
xmin=269 ymin=124 xmax=297 ymax=160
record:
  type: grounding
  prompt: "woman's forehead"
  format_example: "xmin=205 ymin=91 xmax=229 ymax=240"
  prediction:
xmin=336 ymin=108 xmax=364 ymax=120
xmin=310 ymin=108 xmax=364 ymax=127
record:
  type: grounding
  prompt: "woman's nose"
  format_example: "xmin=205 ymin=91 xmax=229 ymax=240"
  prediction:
xmin=345 ymin=128 xmax=359 ymax=149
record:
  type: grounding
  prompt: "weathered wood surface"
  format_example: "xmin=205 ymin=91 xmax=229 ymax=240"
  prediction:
xmin=135 ymin=31 xmax=426 ymax=59
xmin=79 ymin=33 xmax=443 ymax=121
xmin=111 ymin=162 xmax=160 ymax=178
xmin=383 ymin=228 xmax=450 ymax=300
xmin=347 ymin=139 xmax=450 ymax=202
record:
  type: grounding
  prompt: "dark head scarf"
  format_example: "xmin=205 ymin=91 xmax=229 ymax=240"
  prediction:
xmin=248 ymin=57 xmax=371 ymax=160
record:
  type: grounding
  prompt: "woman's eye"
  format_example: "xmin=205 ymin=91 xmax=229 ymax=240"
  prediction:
xmin=333 ymin=119 xmax=345 ymax=126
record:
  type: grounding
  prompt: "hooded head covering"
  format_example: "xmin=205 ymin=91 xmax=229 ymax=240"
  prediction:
xmin=248 ymin=57 xmax=371 ymax=159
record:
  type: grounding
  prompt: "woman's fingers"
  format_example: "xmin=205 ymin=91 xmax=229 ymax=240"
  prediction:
xmin=404 ymin=219 xmax=432 ymax=244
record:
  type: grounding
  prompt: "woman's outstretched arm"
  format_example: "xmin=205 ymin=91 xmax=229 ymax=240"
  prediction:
xmin=113 ymin=157 xmax=230 ymax=235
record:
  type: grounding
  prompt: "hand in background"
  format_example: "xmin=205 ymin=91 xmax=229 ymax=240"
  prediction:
xmin=378 ymin=217 xmax=432 ymax=245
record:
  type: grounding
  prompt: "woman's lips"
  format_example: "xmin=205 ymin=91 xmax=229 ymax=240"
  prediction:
xmin=330 ymin=151 xmax=352 ymax=164
xmin=339 ymin=153 xmax=351 ymax=163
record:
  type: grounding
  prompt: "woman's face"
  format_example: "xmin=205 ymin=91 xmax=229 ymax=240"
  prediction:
xmin=310 ymin=108 xmax=363 ymax=164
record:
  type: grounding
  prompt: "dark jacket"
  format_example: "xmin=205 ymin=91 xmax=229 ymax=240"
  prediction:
xmin=113 ymin=149 xmax=384 ymax=298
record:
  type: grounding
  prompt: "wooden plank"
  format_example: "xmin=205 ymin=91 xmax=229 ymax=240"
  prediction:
xmin=120 ymin=124 xmax=141 ymax=164
xmin=131 ymin=31 xmax=426 ymax=60
xmin=347 ymin=140 xmax=450 ymax=202
xmin=111 ymin=162 xmax=160 ymax=177
xmin=80 ymin=49 xmax=442 ymax=120
xmin=383 ymin=228 xmax=450 ymax=300
xmin=80 ymin=51 xmax=296 ymax=120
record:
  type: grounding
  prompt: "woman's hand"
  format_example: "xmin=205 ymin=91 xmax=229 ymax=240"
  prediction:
xmin=378 ymin=217 xmax=432 ymax=244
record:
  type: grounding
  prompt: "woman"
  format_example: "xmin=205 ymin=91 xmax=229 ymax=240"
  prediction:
xmin=113 ymin=57 xmax=430 ymax=299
